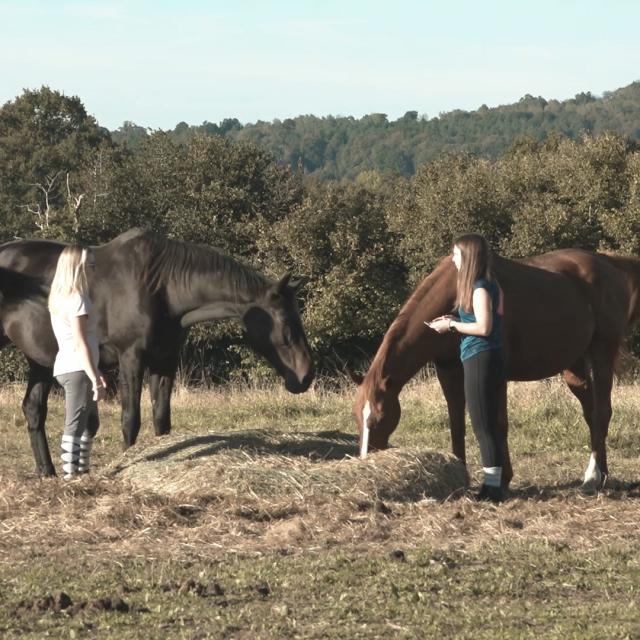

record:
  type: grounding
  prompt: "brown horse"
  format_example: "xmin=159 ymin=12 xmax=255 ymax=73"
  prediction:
xmin=351 ymin=249 xmax=640 ymax=491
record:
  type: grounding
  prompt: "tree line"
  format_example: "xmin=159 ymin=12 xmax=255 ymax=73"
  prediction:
xmin=112 ymin=82 xmax=640 ymax=181
xmin=1 ymin=87 xmax=640 ymax=383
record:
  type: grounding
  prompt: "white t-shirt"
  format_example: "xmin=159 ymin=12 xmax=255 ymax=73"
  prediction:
xmin=50 ymin=293 xmax=100 ymax=377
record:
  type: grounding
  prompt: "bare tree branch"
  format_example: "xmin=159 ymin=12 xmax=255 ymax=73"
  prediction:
xmin=66 ymin=172 xmax=85 ymax=234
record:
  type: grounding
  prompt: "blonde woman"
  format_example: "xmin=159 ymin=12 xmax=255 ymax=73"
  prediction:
xmin=48 ymin=245 xmax=106 ymax=479
xmin=429 ymin=234 xmax=505 ymax=502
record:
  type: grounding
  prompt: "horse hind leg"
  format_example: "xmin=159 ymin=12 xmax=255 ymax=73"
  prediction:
xmin=22 ymin=359 xmax=55 ymax=476
xmin=584 ymin=342 xmax=617 ymax=489
xmin=563 ymin=353 xmax=612 ymax=493
xmin=562 ymin=362 xmax=599 ymax=490
xmin=496 ymin=380 xmax=513 ymax=489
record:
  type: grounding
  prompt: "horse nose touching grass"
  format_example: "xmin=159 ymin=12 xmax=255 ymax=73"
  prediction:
xmin=284 ymin=368 xmax=314 ymax=394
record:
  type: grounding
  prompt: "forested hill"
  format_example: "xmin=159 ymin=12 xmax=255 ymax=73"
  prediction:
xmin=111 ymin=82 xmax=640 ymax=180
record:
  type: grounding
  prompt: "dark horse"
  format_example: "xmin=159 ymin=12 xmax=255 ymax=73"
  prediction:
xmin=351 ymin=249 xmax=640 ymax=491
xmin=0 ymin=229 xmax=314 ymax=476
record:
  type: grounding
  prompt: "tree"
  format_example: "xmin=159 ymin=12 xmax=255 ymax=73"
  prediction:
xmin=0 ymin=86 xmax=108 ymax=240
xmin=501 ymin=133 xmax=632 ymax=256
xmin=389 ymin=153 xmax=510 ymax=283
xmin=110 ymin=121 xmax=149 ymax=149
xmin=265 ymin=179 xmax=407 ymax=369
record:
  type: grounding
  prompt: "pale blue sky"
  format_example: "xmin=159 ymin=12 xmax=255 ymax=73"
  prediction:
xmin=1 ymin=0 xmax=639 ymax=130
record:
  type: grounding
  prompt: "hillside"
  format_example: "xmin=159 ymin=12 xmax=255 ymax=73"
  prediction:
xmin=111 ymin=82 xmax=640 ymax=179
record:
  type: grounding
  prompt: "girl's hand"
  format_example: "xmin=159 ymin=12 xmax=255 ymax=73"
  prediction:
xmin=425 ymin=315 xmax=454 ymax=334
xmin=93 ymin=374 xmax=108 ymax=401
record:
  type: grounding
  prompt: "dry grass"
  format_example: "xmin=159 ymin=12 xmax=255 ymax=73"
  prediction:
xmin=1 ymin=377 xmax=639 ymax=561
xmin=1 ymin=377 xmax=640 ymax=638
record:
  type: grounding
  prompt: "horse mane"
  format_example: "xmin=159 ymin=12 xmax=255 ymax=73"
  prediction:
xmin=366 ymin=257 xmax=452 ymax=390
xmin=133 ymin=231 xmax=271 ymax=297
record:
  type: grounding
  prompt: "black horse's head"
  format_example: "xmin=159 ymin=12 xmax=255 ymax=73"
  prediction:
xmin=243 ymin=274 xmax=314 ymax=393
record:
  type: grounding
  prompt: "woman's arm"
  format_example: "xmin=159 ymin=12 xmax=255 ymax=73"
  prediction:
xmin=70 ymin=315 xmax=106 ymax=401
xmin=429 ymin=287 xmax=493 ymax=336
xmin=451 ymin=287 xmax=493 ymax=336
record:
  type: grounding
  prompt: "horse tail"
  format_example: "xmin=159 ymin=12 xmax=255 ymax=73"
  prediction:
xmin=600 ymin=253 xmax=640 ymax=328
xmin=613 ymin=340 xmax=635 ymax=380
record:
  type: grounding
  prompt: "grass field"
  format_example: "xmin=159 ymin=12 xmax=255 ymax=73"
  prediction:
xmin=1 ymin=375 xmax=639 ymax=639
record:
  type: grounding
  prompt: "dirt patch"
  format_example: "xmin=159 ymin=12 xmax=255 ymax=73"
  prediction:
xmin=13 ymin=592 xmax=132 ymax=616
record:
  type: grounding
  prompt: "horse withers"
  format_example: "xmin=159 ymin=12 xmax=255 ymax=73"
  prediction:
xmin=0 ymin=229 xmax=315 ymax=476
xmin=351 ymin=248 xmax=639 ymax=492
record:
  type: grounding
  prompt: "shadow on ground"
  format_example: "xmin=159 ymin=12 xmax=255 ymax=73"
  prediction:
xmin=110 ymin=429 xmax=360 ymax=476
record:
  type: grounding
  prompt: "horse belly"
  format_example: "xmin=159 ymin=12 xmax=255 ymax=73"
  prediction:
xmin=504 ymin=302 xmax=594 ymax=382
xmin=3 ymin=307 xmax=56 ymax=368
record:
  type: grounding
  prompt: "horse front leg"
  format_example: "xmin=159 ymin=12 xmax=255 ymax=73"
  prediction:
xmin=118 ymin=347 xmax=145 ymax=449
xmin=22 ymin=359 xmax=55 ymax=476
xmin=149 ymin=354 xmax=179 ymax=437
xmin=435 ymin=359 xmax=466 ymax=464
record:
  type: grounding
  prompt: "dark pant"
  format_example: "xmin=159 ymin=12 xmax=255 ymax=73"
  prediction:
xmin=463 ymin=349 xmax=505 ymax=469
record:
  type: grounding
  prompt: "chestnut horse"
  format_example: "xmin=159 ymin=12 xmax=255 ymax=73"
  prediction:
xmin=351 ymin=249 xmax=640 ymax=491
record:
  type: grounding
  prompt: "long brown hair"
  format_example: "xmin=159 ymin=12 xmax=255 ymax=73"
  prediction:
xmin=454 ymin=233 xmax=495 ymax=312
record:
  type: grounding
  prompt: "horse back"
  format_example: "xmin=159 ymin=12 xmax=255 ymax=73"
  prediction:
xmin=0 ymin=238 xmax=64 ymax=279
xmin=524 ymin=249 xmax=632 ymax=339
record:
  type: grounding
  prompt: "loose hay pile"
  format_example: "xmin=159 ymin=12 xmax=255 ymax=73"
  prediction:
xmin=109 ymin=429 xmax=467 ymax=513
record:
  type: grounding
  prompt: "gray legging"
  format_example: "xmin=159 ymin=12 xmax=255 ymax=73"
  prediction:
xmin=56 ymin=371 xmax=99 ymax=475
xmin=57 ymin=371 xmax=98 ymax=438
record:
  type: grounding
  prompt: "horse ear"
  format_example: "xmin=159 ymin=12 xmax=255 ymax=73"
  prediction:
xmin=346 ymin=367 xmax=364 ymax=386
xmin=276 ymin=273 xmax=292 ymax=293
xmin=288 ymin=276 xmax=306 ymax=292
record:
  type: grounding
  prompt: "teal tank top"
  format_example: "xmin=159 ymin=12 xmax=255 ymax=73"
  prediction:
xmin=458 ymin=278 xmax=502 ymax=362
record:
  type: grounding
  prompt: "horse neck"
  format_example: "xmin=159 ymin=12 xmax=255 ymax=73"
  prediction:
xmin=134 ymin=236 xmax=271 ymax=318
xmin=364 ymin=258 xmax=458 ymax=395
xmin=168 ymin=263 xmax=270 ymax=317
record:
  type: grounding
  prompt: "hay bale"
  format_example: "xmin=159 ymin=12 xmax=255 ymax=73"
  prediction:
xmin=108 ymin=429 xmax=466 ymax=509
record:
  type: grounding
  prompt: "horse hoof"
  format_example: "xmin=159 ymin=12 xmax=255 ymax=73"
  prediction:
xmin=474 ymin=485 xmax=505 ymax=503
xmin=579 ymin=478 xmax=602 ymax=495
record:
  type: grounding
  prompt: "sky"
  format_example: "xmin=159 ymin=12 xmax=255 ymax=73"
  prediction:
xmin=1 ymin=0 xmax=639 ymax=131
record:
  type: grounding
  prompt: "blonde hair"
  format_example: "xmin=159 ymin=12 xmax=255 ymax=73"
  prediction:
xmin=454 ymin=233 xmax=495 ymax=312
xmin=48 ymin=245 xmax=91 ymax=314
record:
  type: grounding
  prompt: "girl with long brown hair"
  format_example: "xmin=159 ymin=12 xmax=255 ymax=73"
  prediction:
xmin=428 ymin=233 xmax=505 ymax=502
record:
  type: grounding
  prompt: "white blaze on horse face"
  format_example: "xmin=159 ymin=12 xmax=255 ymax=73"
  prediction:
xmin=360 ymin=401 xmax=371 ymax=459
xmin=583 ymin=452 xmax=602 ymax=487
xmin=452 ymin=245 xmax=462 ymax=271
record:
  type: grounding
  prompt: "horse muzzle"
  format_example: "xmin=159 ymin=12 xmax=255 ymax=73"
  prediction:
xmin=284 ymin=368 xmax=314 ymax=394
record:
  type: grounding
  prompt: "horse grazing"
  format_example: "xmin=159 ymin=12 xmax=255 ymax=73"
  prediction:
xmin=351 ymin=249 xmax=640 ymax=491
xmin=0 ymin=229 xmax=314 ymax=476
